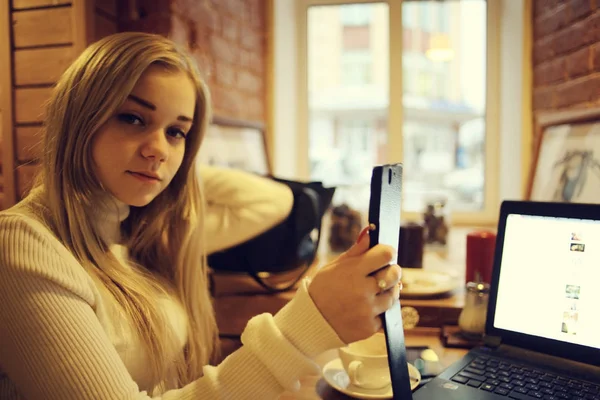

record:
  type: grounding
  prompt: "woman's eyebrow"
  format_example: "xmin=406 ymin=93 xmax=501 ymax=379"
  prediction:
xmin=127 ymin=94 xmax=192 ymax=122
xmin=128 ymin=94 xmax=155 ymax=110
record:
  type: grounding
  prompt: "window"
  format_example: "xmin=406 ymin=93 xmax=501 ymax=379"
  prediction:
xmin=343 ymin=25 xmax=370 ymax=50
xmin=439 ymin=2 xmax=450 ymax=33
xmin=416 ymin=70 xmax=434 ymax=97
xmin=419 ymin=2 xmax=432 ymax=32
xmin=405 ymin=1 xmax=488 ymax=213
xmin=340 ymin=3 xmax=372 ymax=26
xmin=299 ymin=0 xmax=498 ymax=223
xmin=402 ymin=3 xmax=417 ymax=29
xmin=341 ymin=51 xmax=372 ymax=86
xmin=307 ymin=3 xmax=388 ymax=211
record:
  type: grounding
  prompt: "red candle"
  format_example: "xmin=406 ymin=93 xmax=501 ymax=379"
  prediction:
xmin=465 ymin=231 xmax=496 ymax=284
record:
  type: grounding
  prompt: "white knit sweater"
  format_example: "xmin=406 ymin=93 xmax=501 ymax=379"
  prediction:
xmin=0 ymin=166 xmax=344 ymax=399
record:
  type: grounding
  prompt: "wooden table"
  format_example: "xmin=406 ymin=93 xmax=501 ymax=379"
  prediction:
xmin=279 ymin=329 xmax=468 ymax=399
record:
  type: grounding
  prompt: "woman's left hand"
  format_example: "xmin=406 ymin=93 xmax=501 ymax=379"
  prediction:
xmin=307 ymin=227 xmax=402 ymax=344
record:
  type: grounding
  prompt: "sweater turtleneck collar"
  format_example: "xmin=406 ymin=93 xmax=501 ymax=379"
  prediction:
xmin=96 ymin=197 xmax=130 ymax=245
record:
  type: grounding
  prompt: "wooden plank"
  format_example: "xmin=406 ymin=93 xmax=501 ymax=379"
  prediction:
xmin=12 ymin=0 xmax=70 ymax=10
xmin=0 ymin=128 xmax=3 ymax=169
xmin=15 ymin=87 xmax=53 ymax=124
xmin=214 ymin=292 xmax=294 ymax=336
xmin=1 ymin=2 xmax=16 ymax=207
xmin=13 ymin=7 xmax=72 ymax=48
xmin=95 ymin=0 xmax=117 ymax=17
xmin=14 ymin=45 xmax=75 ymax=86
xmin=94 ymin=11 xmax=117 ymax=41
xmin=16 ymin=163 xmax=40 ymax=198
xmin=16 ymin=126 xmax=44 ymax=162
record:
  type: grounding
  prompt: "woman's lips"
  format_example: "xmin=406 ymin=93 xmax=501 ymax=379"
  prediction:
xmin=127 ymin=171 xmax=161 ymax=183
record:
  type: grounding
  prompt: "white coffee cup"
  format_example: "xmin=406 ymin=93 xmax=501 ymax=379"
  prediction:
xmin=338 ymin=332 xmax=390 ymax=390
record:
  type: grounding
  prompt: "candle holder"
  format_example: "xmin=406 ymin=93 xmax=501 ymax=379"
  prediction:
xmin=465 ymin=230 xmax=496 ymax=284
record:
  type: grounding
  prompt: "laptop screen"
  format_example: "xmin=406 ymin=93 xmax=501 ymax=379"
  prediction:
xmin=492 ymin=213 xmax=600 ymax=350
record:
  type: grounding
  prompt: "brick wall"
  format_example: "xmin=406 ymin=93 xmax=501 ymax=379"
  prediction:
xmin=532 ymin=0 xmax=600 ymax=112
xmin=120 ymin=0 xmax=267 ymax=123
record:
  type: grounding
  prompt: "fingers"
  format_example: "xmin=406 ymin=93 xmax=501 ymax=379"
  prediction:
xmin=360 ymin=244 xmax=396 ymax=275
xmin=371 ymin=317 xmax=383 ymax=333
xmin=340 ymin=225 xmax=396 ymax=278
xmin=371 ymin=264 xmax=402 ymax=292
xmin=342 ymin=225 xmax=373 ymax=258
xmin=373 ymin=283 xmax=402 ymax=315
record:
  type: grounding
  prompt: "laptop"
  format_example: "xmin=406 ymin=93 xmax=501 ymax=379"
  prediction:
xmin=413 ymin=200 xmax=600 ymax=400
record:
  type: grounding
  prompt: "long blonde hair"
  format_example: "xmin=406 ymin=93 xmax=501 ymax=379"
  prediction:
xmin=30 ymin=32 xmax=217 ymax=389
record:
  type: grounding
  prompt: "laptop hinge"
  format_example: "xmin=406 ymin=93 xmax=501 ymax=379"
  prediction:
xmin=483 ymin=334 xmax=502 ymax=348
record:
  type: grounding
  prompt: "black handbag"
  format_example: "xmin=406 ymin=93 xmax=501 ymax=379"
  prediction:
xmin=207 ymin=178 xmax=335 ymax=293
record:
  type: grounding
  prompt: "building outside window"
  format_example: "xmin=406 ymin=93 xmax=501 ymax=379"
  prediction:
xmin=303 ymin=0 xmax=492 ymax=220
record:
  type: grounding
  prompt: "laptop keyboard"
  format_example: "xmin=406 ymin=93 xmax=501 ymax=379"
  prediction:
xmin=450 ymin=355 xmax=600 ymax=400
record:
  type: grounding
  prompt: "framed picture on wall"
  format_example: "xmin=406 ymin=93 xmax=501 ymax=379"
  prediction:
xmin=197 ymin=116 xmax=271 ymax=176
xmin=527 ymin=107 xmax=600 ymax=203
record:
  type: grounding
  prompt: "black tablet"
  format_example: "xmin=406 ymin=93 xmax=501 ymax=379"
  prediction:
xmin=368 ymin=164 xmax=413 ymax=400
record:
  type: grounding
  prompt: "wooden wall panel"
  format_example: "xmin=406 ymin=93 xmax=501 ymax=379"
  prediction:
xmin=12 ymin=0 xmax=70 ymax=10
xmin=1 ymin=49 xmax=3 ymax=208
xmin=16 ymin=126 xmax=43 ymax=162
xmin=0 ymin=133 xmax=3 ymax=194
xmin=4 ymin=3 xmax=85 ymax=208
xmin=13 ymin=7 xmax=72 ymax=48
xmin=15 ymin=87 xmax=52 ymax=124
xmin=1 ymin=1 xmax=16 ymax=207
xmin=14 ymin=46 xmax=75 ymax=86
xmin=0 ymin=110 xmax=3 ymax=175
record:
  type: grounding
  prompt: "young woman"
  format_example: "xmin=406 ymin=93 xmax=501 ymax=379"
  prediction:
xmin=0 ymin=32 xmax=402 ymax=399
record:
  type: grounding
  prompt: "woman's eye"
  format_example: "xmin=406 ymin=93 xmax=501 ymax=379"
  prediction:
xmin=117 ymin=113 xmax=144 ymax=126
xmin=167 ymin=128 xmax=187 ymax=140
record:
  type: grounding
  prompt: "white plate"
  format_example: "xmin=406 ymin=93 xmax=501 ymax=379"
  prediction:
xmin=400 ymin=269 xmax=457 ymax=299
xmin=322 ymin=358 xmax=421 ymax=399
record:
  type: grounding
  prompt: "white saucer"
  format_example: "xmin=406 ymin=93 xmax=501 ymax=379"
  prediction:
xmin=322 ymin=358 xmax=421 ymax=399
xmin=400 ymin=269 xmax=457 ymax=299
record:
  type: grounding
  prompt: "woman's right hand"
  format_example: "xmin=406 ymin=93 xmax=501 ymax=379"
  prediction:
xmin=308 ymin=226 xmax=402 ymax=344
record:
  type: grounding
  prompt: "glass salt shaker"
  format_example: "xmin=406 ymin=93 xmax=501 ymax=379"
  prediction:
xmin=458 ymin=282 xmax=490 ymax=338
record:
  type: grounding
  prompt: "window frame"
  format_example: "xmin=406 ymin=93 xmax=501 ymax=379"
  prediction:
xmin=295 ymin=0 xmax=501 ymax=225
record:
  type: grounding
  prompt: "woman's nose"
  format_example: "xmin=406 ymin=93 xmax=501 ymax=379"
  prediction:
xmin=140 ymin=129 xmax=168 ymax=161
